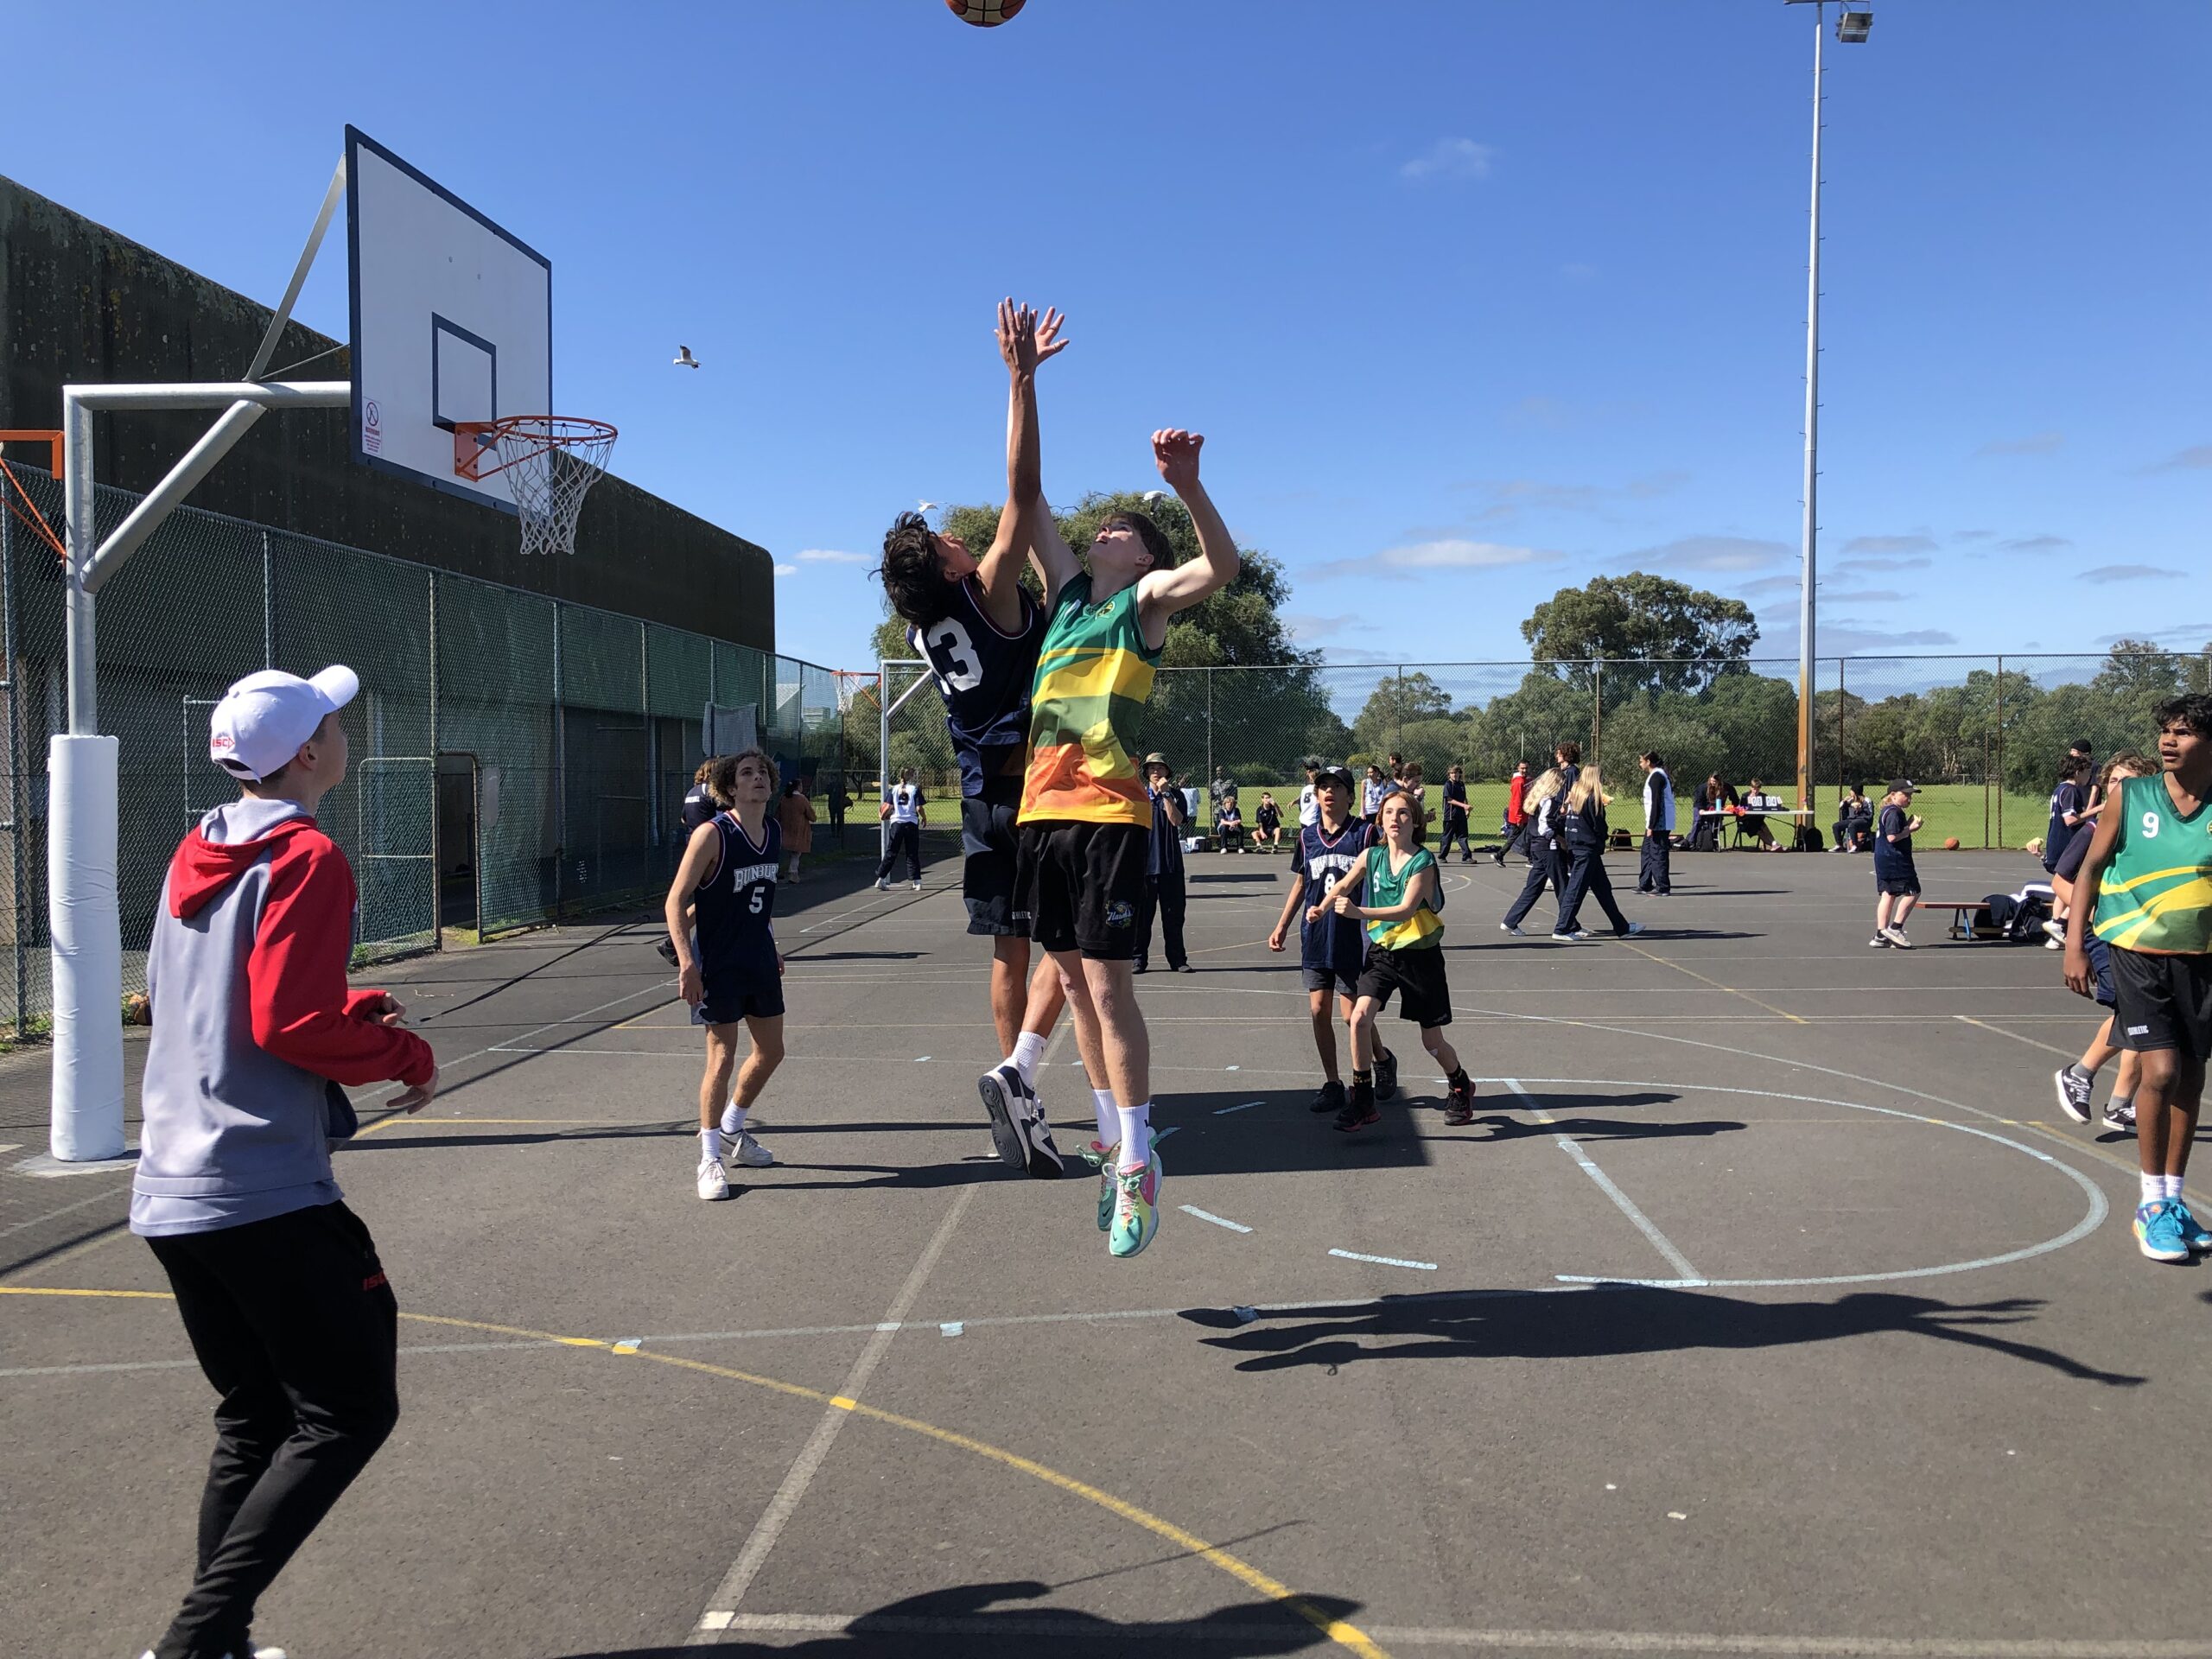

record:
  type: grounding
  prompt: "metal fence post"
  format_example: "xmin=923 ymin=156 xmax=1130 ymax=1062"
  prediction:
xmin=1994 ymin=653 xmax=2005 ymax=849
xmin=552 ymin=604 xmax=567 ymax=922
xmin=1 ymin=503 xmax=21 ymax=1029
xmin=1205 ymin=669 xmax=1214 ymax=799
xmin=1592 ymin=660 xmax=1603 ymax=764
xmin=426 ymin=571 xmax=440 ymax=948
xmin=261 ymin=530 xmax=275 ymax=669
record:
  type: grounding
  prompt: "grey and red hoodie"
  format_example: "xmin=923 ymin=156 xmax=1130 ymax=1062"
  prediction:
xmin=130 ymin=798 xmax=435 ymax=1237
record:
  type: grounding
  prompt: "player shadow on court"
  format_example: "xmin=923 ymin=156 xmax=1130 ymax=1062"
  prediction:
xmin=552 ymin=1579 xmax=1366 ymax=1656
xmin=1180 ymin=1286 xmax=2144 ymax=1387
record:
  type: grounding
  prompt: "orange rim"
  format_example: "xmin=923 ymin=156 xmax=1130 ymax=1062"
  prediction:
xmin=453 ymin=415 xmax=618 ymax=482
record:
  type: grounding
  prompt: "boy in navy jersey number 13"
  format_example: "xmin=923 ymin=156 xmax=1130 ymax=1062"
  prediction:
xmin=666 ymin=750 xmax=787 ymax=1202
xmin=1268 ymin=766 xmax=1399 ymax=1117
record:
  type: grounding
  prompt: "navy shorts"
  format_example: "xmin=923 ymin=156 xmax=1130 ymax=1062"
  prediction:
xmin=695 ymin=962 xmax=785 ymax=1026
xmin=1873 ymin=859 xmax=1921 ymax=898
xmin=961 ymin=779 xmax=1026 ymax=939
xmin=1300 ymin=960 xmax=1360 ymax=1000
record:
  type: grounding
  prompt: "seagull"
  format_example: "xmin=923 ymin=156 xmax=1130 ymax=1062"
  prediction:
xmin=1142 ymin=489 xmax=1166 ymax=504
xmin=673 ymin=346 xmax=700 ymax=369
xmin=918 ymin=499 xmax=938 ymax=513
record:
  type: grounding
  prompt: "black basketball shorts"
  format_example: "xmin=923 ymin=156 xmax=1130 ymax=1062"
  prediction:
xmin=1015 ymin=819 xmax=1150 ymax=961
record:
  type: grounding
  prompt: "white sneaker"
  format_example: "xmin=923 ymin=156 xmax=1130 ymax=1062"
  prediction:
xmin=697 ymin=1157 xmax=731 ymax=1200
xmin=1881 ymin=925 xmax=1915 ymax=950
xmin=727 ymin=1132 xmax=774 ymax=1168
xmin=1622 ymin=921 xmax=1645 ymax=937
xmin=911 ymin=879 xmax=924 ymax=891
xmin=1500 ymin=922 xmax=1522 ymax=935
xmin=874 ymin=877 xmax=890 ymax=891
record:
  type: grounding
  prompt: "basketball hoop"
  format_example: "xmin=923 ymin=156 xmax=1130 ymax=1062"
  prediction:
xmin=0 ymin=428 xmax=69 ymax=567
xmin=832 ymin=669 xmax=882 ymax=720
xmin=454 ymin=415 xmax=617 ymax=556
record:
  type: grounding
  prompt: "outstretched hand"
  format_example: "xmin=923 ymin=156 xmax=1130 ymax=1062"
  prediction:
xmin=997 ymin=299 xmax=1070 ymax=376
xmin=1153 ymin=429 xmax=1203 ymax=491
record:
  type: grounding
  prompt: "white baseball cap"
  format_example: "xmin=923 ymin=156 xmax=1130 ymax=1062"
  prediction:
xmin=208 ymin=666 xmax=359 ymax=782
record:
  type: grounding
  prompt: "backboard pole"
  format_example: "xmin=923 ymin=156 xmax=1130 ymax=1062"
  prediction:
xmin=245 ymin=156 xmax=347 ymax=382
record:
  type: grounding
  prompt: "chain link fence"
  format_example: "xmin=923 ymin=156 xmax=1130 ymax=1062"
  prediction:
xmin=0 ymin=467 xmax=847 ymax=1035
xmin=866 ymin=650 xmax=2211 ymax=860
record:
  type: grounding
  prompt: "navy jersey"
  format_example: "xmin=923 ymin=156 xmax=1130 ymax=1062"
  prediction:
xmin=911 ymin=577 xmax=1046 ymax=798
xmin=693 ymin=812 xmax=781 ymax=976
xmin=1294 ymin=818 xmax=1372 ymax=976
xmin=680 ymin=784 xmax=716 ymax=832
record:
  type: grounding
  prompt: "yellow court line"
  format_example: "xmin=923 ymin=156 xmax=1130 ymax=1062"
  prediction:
xmin=1 ymin=1293 xmax=1389 ymax=1658
xmin=1618 ymin=941 xmax=1808 ymax=1026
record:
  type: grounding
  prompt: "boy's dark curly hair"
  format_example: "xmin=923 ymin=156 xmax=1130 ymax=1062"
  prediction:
xmin=2152 ymin=692 xmax=2212 ymax=739
xmin=877 ymin=511 xmax=956 ymax=628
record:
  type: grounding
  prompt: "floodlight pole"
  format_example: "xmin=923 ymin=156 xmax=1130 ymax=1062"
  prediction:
xmin=1795 ymin=2 xmax=1825 ymax=817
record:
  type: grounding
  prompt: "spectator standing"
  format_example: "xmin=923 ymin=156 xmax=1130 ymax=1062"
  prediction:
xmin=2044 ymin=753 xmax=2093 ymax=874
xmin=1135 ymin=753 xmax=1191 ymax=974
xmin=777 ymin=779 xmax=815 ymax=883
xmin=1492 ymin=760 xmax=1529 ymax=865
xmin=1637 ymin=751 xmax=1675 ymax=896
xmin=1438 ymin=764 xmax=1473 ymax=863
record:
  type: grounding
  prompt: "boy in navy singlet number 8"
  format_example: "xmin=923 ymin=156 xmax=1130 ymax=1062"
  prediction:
xmin=666 ymin=749 xmax=787 ymax=1202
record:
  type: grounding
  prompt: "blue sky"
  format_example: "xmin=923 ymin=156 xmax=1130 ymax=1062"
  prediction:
xmin=4 ymin=2 xmax=2206 ymax=673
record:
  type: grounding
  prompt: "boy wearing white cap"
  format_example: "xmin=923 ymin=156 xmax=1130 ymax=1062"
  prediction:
xmin=132 ymin=665 xmax=438 ymax=1659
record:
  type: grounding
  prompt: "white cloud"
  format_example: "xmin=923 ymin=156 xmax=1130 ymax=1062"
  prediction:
xmin=1837 ymin=555 xmax=1932 ymax=574
xmin=1400 ymin=138 xmax=1496 ymax=181
xmin=1953 ymin=529 xmax=1996 ymax=542
xmin=2081 ymin=564 xmax=2185 ymax=584
xmin=2142 ymin=443 xmax=2212 ymax=473
xmin=1306 ymin=538 xmax=1560 ymax=582
xmin=1281 ymin=612 xmax=1376 ymax=642
xmin=1625 ymin=534 xmax=1793 ymax=574
xmin=1999 ymin=534 xmax=2072 ymax=552
xmin=1841 ymin=534 xmax=1937 ymax=556
xmin=1817 ymin=588 xmax=1907 ymax=605
xmin=772 ymin=563 xmax=798 ymax=576
xmin=1975 ymin=432 xmax=2063 ymax=456
xmin=797 ymin=548 xmax=871 ymax=564
xmin=1737 ymin=575 xmax=1802 ymax=597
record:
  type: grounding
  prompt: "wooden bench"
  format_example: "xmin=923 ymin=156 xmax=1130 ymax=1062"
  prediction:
xmin=1916 ymin=900 xmax=1993 ymax=942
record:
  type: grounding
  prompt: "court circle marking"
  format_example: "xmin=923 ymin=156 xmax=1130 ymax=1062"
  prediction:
xmin=1478 ymin=1076 xmax=2109 ymax=1289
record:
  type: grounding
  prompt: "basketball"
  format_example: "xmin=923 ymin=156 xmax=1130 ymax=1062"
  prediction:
xmin=945 ymin=0 xmax=1024 ymax=23
xmin=1943 ymin=836 xmax=1960 ymax=849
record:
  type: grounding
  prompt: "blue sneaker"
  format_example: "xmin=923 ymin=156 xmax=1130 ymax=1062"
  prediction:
xmin=1109 ymin=1146 xmax=1161 ymax=1259
xmin=2171 ymin=1197 xmax=2212 ymax=1253
xmin=2135 ymin=1201 xmax=2190 ymax=1264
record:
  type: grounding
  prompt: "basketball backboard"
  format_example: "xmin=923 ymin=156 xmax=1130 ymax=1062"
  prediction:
xmin=346 ymin=125 xmax=550 ymax=513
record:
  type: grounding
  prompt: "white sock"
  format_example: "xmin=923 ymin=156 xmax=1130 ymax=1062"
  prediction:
xmin=2162 ymin=1174 xmax=2184 ymax=1202
xmin=1091 ymin=1089 xmax=1119 ymax=1150
xmin=721 ymin=1103 xmax=748 ymax=1137
xmin=2142 ymin=1173 xmax=2163 ymax=1206
xmin=702 ymin=1127 xmax=723 ymax=1162
xmin=1010 ymin=1031 xmax=1047 ymax=1088
xmin=1116 ymin=1103 xmax=1153 ymax=1170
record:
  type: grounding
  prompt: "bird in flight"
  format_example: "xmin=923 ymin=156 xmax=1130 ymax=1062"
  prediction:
xmin=918 ymin=499 xmax=938 ymax=513
xmin=673 ymin=346 xmax=700 ymax=369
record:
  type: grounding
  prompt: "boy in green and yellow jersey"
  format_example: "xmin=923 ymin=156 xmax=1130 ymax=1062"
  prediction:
xmin=1007 ymin=429 xmax=1243 ymax=1259
xmin=2066 ymin=693 xmax=2212 ymax=1263
xmin=1316 ymin=786 xmax=1478 ymax=1132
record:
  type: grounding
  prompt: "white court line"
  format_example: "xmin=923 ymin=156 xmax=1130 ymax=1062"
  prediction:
xmin=1503 ymin=1077 xmax=1703 ymax=1284
xmin=1954 ymin=1015 xmax=2078 ymax=1058
xmin=689 ymin=1182 xmax=979 ymax=1640
xmin=710 ymin=1612 xmax=2212 ymax=1655
xmin=1179 ymin=1205 xmax=1253 ymax=1234
xmin=1212 ymin=1099 xmax=1267 ymax=1115
xmin=1329 ymin=1248 xmax=1437 ymax=1271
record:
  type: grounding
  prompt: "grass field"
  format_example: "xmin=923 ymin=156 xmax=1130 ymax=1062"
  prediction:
xmin=1199 ymin=780 xmax=2051 ymax=854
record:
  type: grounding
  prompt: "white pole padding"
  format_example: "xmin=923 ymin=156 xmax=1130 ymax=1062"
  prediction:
xmin=48 ymin=734 xmax=126 ymax=1161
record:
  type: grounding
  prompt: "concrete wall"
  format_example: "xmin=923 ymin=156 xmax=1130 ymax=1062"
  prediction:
xmin=0 ymin=173 xmax=774 ymax=649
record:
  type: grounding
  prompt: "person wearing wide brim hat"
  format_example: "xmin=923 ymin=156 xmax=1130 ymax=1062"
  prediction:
xmin=1135 ymin=753 xmax=1192 ymax=974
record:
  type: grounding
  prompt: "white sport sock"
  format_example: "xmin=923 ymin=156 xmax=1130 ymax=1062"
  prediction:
xmin=1010 ymin=1031 xmax=1047 ymax=1088
xmin=2141 ymin=1173 xmax=2164 ymax=1206
xmin=721 ymin=1103 xmax=749 ymax=1137
xmin=2162 ymin=1174 xmax=2184 ymax=1202
xmin=1116 ymin=1103 xmax=1153 ymax=1171
xmin=702 ymin=1127 xmax=724 ymax=1162
xmin=1091 ymin=1089 xmax=1119 ymax=1149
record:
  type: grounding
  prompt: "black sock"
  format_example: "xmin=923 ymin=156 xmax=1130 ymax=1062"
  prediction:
xmin=1351 ymin=1069 xmax=1372 ymax=1089
xmin=1448 ymin=1065 xmax=1471 ymax=1088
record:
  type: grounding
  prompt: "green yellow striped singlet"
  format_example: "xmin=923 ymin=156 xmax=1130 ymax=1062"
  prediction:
xmin=2092 ymin=772 xmax=2212 ymax=955
xmin=1018 ymin=575 xmax=1160 ymax=828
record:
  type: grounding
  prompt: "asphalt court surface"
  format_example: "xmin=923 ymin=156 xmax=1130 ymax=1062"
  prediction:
xmin=7 ymin=846 xmax=2212 ymax=1658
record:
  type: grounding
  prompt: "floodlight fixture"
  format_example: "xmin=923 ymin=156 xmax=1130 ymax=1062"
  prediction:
xmin=1838 ymin=9 xmax=1873 ymax=43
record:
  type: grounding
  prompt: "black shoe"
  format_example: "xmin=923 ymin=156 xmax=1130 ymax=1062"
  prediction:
xmin=1374 ymin=1046 xmax=1399 ymax=1102
xmin=1442 ymin=1075 xmax=1478 ymax=1127
xmin=1309 ymin=1079 xmax=1347 ymax=1115
xmin=1334 ymin=1083 xmax=1380 ymax=1133
xmin=655 ymin=937 xmax=679 ymax=966
xmin=976 ymin=1065 xmax=1035 ymax=1173
xmin=1132 ymin=961 xmax=1148 ymax=975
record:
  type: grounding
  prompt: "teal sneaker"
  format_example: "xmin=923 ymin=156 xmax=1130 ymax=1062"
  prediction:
xmin=2170 ymin=1197 xmax=2212 ymax=1253
xmin=2135 ymin=1201 xmax=2190 ymax=1263
xmin=1087 ymin=1141 xmax=1117 ymax=1231
xmin=1109 ymin=1147 xmax=1162 ymax=1259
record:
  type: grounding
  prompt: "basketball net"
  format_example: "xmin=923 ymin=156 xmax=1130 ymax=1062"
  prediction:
xmin=459 ymin=416 xmax=618 ymax=556
xmin=832 ymin=669 xmax=881 ymax=719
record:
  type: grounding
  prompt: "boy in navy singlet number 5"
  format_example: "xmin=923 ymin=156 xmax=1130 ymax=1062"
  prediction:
xmin=666 ymin=749 xmax=787 ymax=1202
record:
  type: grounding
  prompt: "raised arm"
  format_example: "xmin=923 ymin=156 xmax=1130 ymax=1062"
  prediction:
xmin=1135 ymin=430 xmax=1239 ymax=647
xmin=976 ymin=301 xmax=1069 ymax=626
